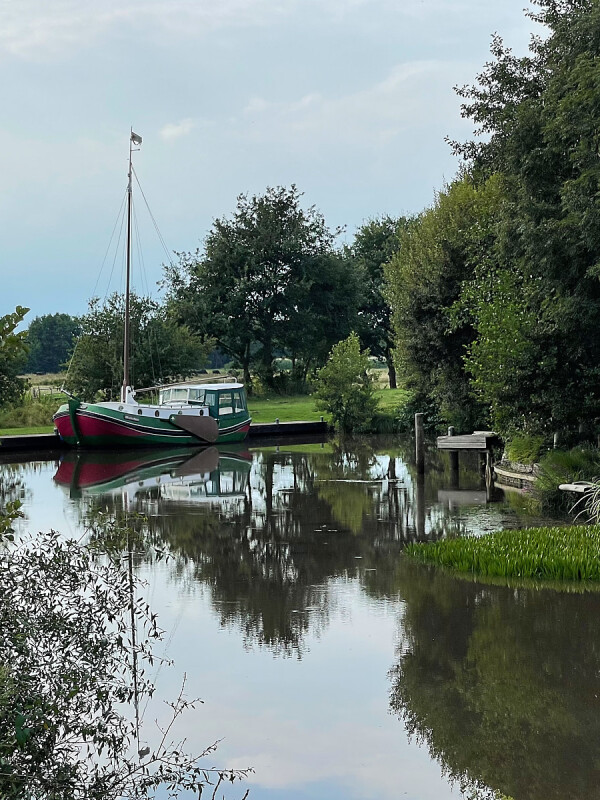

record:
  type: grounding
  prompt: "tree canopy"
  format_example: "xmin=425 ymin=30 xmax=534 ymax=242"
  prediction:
xmin=24 ymin=313 xmax=80 ymax=374
xmin=165 ymin=186 xmax=360 ymax=392
xmin=348 ymin=215 xmax=406 ymax=389
xmin=384 ymin=0 xmax=600 ymax=438
xmin=65 ymin=294 xmax=211 ymax=401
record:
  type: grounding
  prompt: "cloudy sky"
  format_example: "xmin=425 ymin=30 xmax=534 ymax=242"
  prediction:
xmin=1 ymin=0 xmax=540 ymax=320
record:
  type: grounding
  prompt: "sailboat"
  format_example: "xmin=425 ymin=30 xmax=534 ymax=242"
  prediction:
xmin=53 ymin=132 xmax=251 ymax=447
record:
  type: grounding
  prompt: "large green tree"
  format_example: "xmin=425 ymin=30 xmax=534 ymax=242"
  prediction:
xmin=348 ymin=216 xmax=406 ymax=389
xmin=450 ymin=0 xmax=600 ymax=436
xmin=24 ymin=313 xmax=80 ymax=374
xmin=65 ymin=294 xmax=210 ymax=401
xmin=385 ymin=176 xmax=502 ymax=432
xmin=165 ymin=186 xmax=360 ymax=391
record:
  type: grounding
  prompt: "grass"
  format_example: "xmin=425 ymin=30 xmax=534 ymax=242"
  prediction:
xmin=247 ymin=388 xmax=410 ymax=426
xmin=405 ymin=525 xmax=600 ymax=583
xmin=0 ymin=426 xmax=57 ymax=436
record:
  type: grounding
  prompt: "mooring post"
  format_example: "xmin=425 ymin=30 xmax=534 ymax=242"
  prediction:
xmin=415 ymin=469 xmax=425 ymax=539
xmin=415 ymin=413 xmax=425 ymax=474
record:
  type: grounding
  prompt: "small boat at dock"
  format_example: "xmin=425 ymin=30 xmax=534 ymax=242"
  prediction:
xmin=53 ymin=132 xmax=251 ymax=447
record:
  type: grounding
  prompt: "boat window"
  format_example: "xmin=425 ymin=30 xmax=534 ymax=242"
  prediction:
xmin=204 ymin=391 xmax=216 ymax=407
xmin=171 ymin=388 xmax=188 ymax=402
xmin=160 ymin=389 xmax=171 ymax=404
xmin=218 ymin=391 xmax=234 ymax=416
xmin=189 ymin=388 xmax=204 ymax=403
xmin=232 ymin=390 xmax=245 ymax=412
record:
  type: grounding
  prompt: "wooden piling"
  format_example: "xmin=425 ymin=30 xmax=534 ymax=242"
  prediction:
xmin=415 ymin=413 xmax=425 ymax=474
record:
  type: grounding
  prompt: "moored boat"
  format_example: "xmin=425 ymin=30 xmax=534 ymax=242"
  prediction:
xmin=53 ymin=132 xmax=251 ymax=447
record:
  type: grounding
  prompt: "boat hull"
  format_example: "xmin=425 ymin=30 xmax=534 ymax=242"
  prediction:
xmin=53 ymin=402 xmax=251 ymax=447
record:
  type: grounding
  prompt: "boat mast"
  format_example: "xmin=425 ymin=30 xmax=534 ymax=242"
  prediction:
xmin=122 ymin=130 xmax=142 ymax=402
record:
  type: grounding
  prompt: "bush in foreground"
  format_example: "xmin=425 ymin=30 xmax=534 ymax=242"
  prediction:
xmin=405 ymin=526 xmax=600 ymax=582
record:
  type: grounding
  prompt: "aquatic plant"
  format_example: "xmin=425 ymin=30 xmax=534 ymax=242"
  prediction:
xmin=405 ymin=525 xmax=600 ymax=582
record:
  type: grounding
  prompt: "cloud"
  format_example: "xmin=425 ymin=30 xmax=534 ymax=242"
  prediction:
xmin=237 ymin=60 xmax=471 ymax=150
xmin=159 ymin=119 xmax=196 ymax=141
xmin=0 ymin=0 xmax=283 ymax=59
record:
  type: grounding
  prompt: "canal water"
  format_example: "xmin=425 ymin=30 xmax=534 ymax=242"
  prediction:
xmin=3 ymin=436 xmax=599 ymax=800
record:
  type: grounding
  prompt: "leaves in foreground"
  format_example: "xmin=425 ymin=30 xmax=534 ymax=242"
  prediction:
xmin=0 ymin=525 xmax=251 ymax=798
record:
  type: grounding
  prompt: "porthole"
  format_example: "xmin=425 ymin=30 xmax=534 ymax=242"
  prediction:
xmin=155 ymin=410 xmax=160 ymax=418
xmin=138 ymin=409 xmax=143 ymax=415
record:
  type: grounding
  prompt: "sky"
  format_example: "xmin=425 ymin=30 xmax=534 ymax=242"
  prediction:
xmin=0 ymin=0 xmax=541 ymax=322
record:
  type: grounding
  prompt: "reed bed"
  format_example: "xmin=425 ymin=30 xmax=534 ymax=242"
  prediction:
xmin=405 ymin=525 xmax=600 ymax=582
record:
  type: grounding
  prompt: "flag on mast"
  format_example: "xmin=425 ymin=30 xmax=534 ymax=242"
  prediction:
xmin=131 ymin=131 xmax=142 ymax=145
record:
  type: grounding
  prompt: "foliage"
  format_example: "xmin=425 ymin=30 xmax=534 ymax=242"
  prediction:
xmin=347 ymin=215 xmax=407 ymax=388
xmin=0 ymin=518 xmax=250 ymax=798
xmin=505 ymin=434 xmax=546 ymax=465
xmin=0 ymin=307 xmax=29 ymax=408
xmin=385 ymin=176 xmax=501 ymax=432
xmin=0 ymin=394 xmax=60 ymax=430
xmin=534 ymin=445 xmax=600 ymax=513
xmin=165 ymin=186 xmax=360 ymax=391
xmin=405 ymin=525 xmax=600 ymax=582
xmin=314 ymin=333 xmax=378 ymax=433
xmin=24 ymin=313 xmax=80 ymax=374
xmin=66 ymin=293 xmax=211 ymax=400
xmin=449 ymin=0 xmax=600 ymax=435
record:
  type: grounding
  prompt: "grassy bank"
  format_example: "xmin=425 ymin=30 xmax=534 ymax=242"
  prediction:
xmin=406 ymin=525 xmax=600 ymax=583
xmin=0 ymin=388 xmax=410 ymax=436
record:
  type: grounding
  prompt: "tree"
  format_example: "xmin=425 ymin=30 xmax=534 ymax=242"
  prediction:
xmin=385 ymin=176 xmax=501 ymax=432
xmin=449 ymin=0 xmax=600 ymax=435
xmin=165 ymin=186 xmax=360 ymax=391
xmin=314 ymin=332 xmax=378 ymax=433
xmin=65 ymin=294 xmax=211 ymax=401
xmin=0 ymin=306 xmax=29 ymax=407
xmin=348 ymin=216 xmax=407 ymax=388
xmin=24 ymin=313 xmax=80 ymax=374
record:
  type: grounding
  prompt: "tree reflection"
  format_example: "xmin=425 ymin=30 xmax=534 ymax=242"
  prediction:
xmin=389 ymin=559 xmax=600 ymax=800
xmin=52 ymin=440 xmax=489 ymax=658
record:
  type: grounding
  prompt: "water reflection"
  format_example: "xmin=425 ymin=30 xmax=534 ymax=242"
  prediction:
xmin=1 ymin=438 xmax=595 ymax=799
xmin=47 ymin=439 xmax=553 ymax=662
xmin=390 ymin=559 xmax=600 ymax=800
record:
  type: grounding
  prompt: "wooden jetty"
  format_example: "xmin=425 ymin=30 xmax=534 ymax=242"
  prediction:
xmin=436 ymin=430 xmax=501 ymax=452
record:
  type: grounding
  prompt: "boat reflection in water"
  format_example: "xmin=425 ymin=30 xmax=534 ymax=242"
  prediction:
xmin=53 ymin=446 xmax=252 ymax=506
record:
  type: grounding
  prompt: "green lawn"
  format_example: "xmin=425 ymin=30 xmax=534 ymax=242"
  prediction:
xmin=248 ymin=388 xmax=409 ymax=425
xmin=0 ymin=426 xmax=55 ymax=436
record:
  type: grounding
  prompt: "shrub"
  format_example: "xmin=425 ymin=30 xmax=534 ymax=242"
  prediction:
xmin=506 ymin=434 xmax=546 ymax=465
xmin=314 ymin=333 xmax=378 ymax=433
xmin=534 ymin=446 xmax=600 ymax=514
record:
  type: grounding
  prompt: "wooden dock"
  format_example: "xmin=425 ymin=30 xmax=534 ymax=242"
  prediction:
xmin=436 ymin=431 xmax=501 ymax=452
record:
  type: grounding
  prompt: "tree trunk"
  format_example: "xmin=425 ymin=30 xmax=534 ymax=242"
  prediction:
xmin=386 ymin=349 xmax=397 ymax=389
xmin=243 ymin=342 xmax=252 ymax=394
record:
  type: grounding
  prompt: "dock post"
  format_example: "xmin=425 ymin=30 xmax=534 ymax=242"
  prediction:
xmin=415 ymin=469 xmax=425 ymax=539
xmin=415 ymin=413 xmax=425 ymax=474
